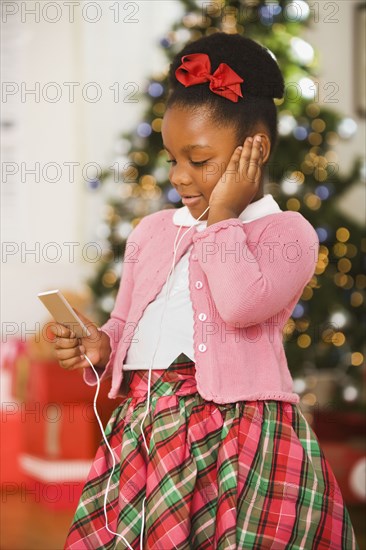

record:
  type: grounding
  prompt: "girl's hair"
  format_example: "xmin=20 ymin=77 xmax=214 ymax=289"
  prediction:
xmin=167 ymin=32 xmax=285 ymax=157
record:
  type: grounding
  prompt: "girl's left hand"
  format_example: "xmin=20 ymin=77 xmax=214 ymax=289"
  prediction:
xmin=208 ymin=135 xmax=264 ymax=216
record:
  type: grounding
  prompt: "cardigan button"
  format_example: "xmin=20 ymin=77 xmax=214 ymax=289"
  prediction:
xmin=198 ymin=343 xmax=207 ymax=352
xmin=198 ymin=313 xmax=207 ymax=321
xmin=195 ymin=281 xmax=203 ymax=289
xmin=191 ymin=253 xmax=198 ymax=261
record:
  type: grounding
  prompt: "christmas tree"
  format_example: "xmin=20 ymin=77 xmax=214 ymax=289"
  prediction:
xmin=86 ymin=0 xmax=365 ymax=410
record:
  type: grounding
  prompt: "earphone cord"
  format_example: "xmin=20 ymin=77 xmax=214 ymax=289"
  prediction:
xmin=82 ymin=204 xmax=210 ymax=550
xmin=137 ymin=204 xmax=210 ymax=549
xmin=82 ymin=353 xmax=135 ymax=550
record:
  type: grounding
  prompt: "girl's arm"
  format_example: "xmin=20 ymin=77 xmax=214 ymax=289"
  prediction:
xmin=83 ymin=218 xmax=145 ymax=385
xmin=191 ymin=212 xmax=319 ymax=327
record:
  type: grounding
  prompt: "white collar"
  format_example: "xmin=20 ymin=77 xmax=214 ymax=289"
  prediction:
xmin=172 ymin=193 xmax=282 ymax=227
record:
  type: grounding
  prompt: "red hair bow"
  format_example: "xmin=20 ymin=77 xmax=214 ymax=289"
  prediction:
xmin=175 ymin=52 xmax=244 ymax=103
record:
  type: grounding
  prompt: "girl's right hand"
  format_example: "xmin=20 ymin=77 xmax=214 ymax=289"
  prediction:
xmin=50 ymin=309 xmax=109 ymax=371
xmin=208 ymin=135 xmax=264 ymax=216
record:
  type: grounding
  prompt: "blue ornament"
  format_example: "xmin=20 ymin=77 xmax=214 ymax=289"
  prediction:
xmin=315 ymin=185 xmax=330 ymax=200
xmin=88 ymin=179 xmax=101 ymax=190
xmin=292 ymin=303 xmax=305 ymax=319
xmin=160 ymin=38 xmax=171 ymax=49
xmin=137 ymin=122 xmax=152 ymax=138
xmin=148 ymin=82 xmax=164 ymax=98
xmin=293 ymin=126 xmax=308 ymax=140
xmin=315 ymin=226 xmax=329 ymax=243
xmin=259 ymin=5 xmax=275 ymax=25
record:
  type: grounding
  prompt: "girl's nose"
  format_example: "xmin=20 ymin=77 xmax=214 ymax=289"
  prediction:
xmin=169 ymin=164 xmax=192 ymax=187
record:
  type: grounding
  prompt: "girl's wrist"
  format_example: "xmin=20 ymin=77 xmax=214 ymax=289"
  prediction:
xmin=94 ymin=329 xmax=112 ymax=369
xmin=206 ymin=205 xmax=240 ymax=226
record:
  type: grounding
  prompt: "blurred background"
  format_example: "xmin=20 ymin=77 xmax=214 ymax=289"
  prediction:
xmin=1 ymin=0 xmax=365 ymax=548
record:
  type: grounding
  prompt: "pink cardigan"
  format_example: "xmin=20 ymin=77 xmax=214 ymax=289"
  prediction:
xmin=84 ymin=208 xmax=319 ymax=404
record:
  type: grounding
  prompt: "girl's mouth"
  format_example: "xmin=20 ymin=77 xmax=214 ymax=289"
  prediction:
xmin=182 ymin=195 xmax=202 ymax=206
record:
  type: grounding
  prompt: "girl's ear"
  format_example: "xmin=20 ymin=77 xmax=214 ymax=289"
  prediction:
xmin=256 ymin=133 xmax=271 ymax=164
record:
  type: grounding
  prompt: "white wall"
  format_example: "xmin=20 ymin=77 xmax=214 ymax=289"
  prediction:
xmin=1 ymin=1 xmax=183 ymax=335
xmin=303 ymin=0 xmax=365 ymax=224
xmin=1 ymin=0 xmax=365 ymax=335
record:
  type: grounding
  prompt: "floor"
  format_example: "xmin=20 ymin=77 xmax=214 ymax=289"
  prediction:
xmin=1 ymin=491 xmax=73 ymax=549
xmin=1 ymin=491 xmax=365 ymax=549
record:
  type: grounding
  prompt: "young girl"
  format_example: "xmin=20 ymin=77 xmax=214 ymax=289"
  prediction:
xmin=52 ymin=33 xmax=359 ymax=549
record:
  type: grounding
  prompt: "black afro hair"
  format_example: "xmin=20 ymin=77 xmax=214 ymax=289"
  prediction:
xmin=166 ymin=32 xmax=285 ymax=157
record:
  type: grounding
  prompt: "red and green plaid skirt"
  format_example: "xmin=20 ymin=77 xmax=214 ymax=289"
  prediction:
xmin=64 ymin=353 xmax=359 ymax=549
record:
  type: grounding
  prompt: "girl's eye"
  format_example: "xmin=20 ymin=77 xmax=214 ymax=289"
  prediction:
xmin=165 ymin=160 xmax=208 ymax=166
xmin=191 ymin=160 xmax=208 ymax=166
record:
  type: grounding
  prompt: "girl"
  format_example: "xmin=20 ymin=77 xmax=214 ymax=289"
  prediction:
xmin=52 ymin=33 xmax=359 ymax=549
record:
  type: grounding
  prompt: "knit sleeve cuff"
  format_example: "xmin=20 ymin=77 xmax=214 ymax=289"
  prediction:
xmin=192 ymin=218 xmax=243 ymax=241
xmin=82 ymin=326 xmax=116 ymax=386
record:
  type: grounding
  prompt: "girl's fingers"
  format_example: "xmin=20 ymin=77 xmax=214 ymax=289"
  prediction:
xmin=231 ymin=145 xmax=243 ymax=163
xmin=54 ymin=336 xmax=79 ymax=349
xmin=50 ymin=323 xmax=75 ymax=339
xmin=241 ymin=135 xmax=262 ymax=183
xmin=56 ymin=343 xmax=88 ymax=368
xmin=55 ymin=346 xmax=82 ymax=362
xmin=248 ymin=138 xmax=261 ymax=182
xmin=59 ymin=355 xmax=85 ymax=370
xmin=50 ymin=318 xmax=93 ymax=371
xmin=232 ymin=139 xmax=251 ymax=181
xmin=240 ymin=138 xmax=252 ymax=163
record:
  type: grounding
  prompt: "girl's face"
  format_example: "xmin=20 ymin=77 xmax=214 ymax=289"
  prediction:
xmin=161 ymin=106 xmax=242 ymax=221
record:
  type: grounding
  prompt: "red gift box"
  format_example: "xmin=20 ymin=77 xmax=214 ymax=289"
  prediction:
xmin=25 ymin=359 xmax=119 ymax=425
xmin=19 ymin=454 xmax=92 ymax=510
xmin=23 ymin=401 xmax=100 ymax=460
xmin=313 ymin=410 xmax=366 ymax=505
xmin=9 ymin=344 xmax=30 ymax=403
xmin=26 ymin=359 xmax=100 ymax=405
xmin=320 ymin=442 xmax=365 ymax=505
xmin=0 ymin=402 xmax=27 ymax=486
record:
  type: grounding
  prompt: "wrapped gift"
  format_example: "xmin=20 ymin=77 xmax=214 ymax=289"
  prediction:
xmin=23 ymin=401 xmax=99 ymax=460
xmin=321 ymin=442 xmax=365 ymax=504
xmin=1 ymin=340 xmax=31 ymax=402
xmin=23 ymin=362 xmax=119 ymax=460
xmin=25 ymin=358 xmax=118 ymax=424
xmin=313 ymin=410 xmax=366 ymax=505
xmin=0 ymin=339 xmax=26 ymax=372
xmin=0 ymin=402 xmax=27 ymax=485
xmin=19 ymin=454 xmax=92 ymax=510
xmin=26 ymin=359 xmax=99 ymax=405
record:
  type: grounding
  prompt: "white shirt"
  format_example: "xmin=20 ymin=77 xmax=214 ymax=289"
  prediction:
xmin=122 ymin=194 xmax=282 ymax=370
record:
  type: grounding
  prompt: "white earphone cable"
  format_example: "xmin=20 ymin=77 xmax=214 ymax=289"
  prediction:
xmin=138 ymin=204 xmax=210 ymax=549
xmin=82 ymin=352 xmax=135 ymax=550
xmin=83 ymin=204 xmax=210 ymax=549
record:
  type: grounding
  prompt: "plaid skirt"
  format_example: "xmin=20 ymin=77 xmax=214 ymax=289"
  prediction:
xmin=64 ymin=353 xmax=359 ymax=550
